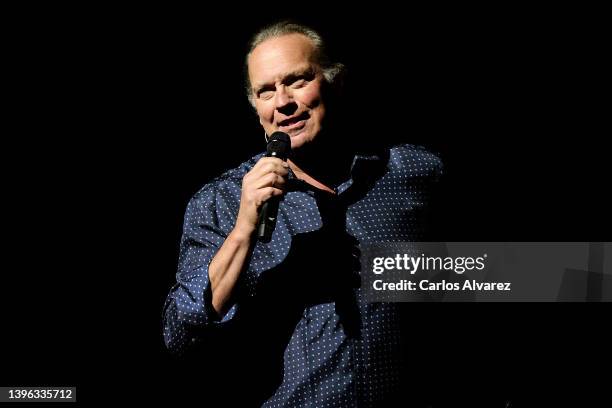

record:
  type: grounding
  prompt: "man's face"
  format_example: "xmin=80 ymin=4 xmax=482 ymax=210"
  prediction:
xmin=248 ymin=34 xmax=327 ymax=151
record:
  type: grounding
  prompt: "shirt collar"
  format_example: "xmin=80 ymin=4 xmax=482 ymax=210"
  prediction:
xmin=285 ymin=149 xmax=387 ymax=195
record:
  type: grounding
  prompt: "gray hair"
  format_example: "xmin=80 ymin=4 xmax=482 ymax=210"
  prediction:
xmin=244 ymin=21 xmax=345 ymax=106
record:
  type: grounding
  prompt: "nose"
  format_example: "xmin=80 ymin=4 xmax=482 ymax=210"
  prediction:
xmin=274 ymin=85 xmax=298 ymax=116
xmin=274 ymin=85 xmax=291 ymax=108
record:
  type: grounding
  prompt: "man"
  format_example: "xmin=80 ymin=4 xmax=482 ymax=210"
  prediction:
xmin=163 ymin=21 xmax=444 ymax=407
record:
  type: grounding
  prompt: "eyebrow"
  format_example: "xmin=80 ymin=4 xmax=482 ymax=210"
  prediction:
xmin=253 ymin=67 xmax=316 ymax=94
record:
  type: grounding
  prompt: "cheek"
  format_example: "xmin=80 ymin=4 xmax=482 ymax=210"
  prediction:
xmin=310 ymin=90 xmax=326 ymax=119
xmin=256 ymin=103 xmax=275 ymax=125
xmin=299 ymin=86 xmax=325 ymax=127
xmin=300 ymin=85 xmax=323 ymax=107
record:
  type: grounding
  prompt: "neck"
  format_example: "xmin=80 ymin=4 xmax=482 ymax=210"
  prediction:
xmin=288 ymin=135 xmax=355 ymax=192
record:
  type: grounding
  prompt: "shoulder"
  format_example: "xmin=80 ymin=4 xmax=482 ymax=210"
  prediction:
xmin=387 ymin=143 xmax=444 ymax=180
xmin=187 ymin=152 xmax=265 ymax=214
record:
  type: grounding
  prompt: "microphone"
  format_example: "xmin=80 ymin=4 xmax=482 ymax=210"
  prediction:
xmin=257 ymin=132 xmax=291 ymax=242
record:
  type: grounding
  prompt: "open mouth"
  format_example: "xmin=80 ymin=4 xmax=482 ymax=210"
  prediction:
xmin=278 ymin=112 xmax=309 ymax=131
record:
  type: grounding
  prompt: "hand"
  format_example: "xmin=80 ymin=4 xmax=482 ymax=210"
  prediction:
xmin=234 ymin=157 xmax=289 ymax=237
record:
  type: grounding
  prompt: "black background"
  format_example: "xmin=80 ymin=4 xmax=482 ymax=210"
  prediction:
xmin=2 ymin=4 xmax=610 ymax=406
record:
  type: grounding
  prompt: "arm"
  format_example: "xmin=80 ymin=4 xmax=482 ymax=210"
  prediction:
xmin=207 ymin=227 xmax=255 ymax=318
xmin=208 ymin=156 xmax=288 ymax=316
xmin=162 ymin=157 xmax=288 ymax=354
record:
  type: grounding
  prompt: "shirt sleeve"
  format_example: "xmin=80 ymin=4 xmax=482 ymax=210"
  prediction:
xmin=162 ymin=187 xmax=238 ymax=355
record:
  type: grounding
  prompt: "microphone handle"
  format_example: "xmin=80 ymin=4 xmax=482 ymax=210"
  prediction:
xmin=257 ymin=195 xmax=280 ymax=243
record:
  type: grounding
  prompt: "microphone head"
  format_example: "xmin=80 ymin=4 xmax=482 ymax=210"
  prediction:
xmin=266 ymin=131 xmax=291 ymax=160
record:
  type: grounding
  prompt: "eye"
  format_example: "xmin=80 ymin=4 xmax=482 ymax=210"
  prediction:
xmin=258 ymin=88 xmax=275 ymax=100
xmin=289 ymin=75 xmax=311 ymax=89
xmin=290 ymin=78 xmax=307 ymax=88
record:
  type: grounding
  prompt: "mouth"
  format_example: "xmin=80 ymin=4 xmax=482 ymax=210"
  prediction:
xmin=278 ymin=112 xmax=309 ymax=132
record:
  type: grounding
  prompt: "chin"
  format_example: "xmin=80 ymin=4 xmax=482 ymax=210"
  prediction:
xmin=288 ymin=130 xmax=316 ymax=151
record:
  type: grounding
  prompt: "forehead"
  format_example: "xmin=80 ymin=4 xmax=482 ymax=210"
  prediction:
xmin=248 ymin=34 xmax=317 ymax=84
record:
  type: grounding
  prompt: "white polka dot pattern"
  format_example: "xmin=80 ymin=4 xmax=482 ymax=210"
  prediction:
xmin=162 ymin=144 xmax=443 ymax=407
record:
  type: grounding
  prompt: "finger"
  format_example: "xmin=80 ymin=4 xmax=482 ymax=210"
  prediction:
xmin=253 ymin=157 xmax=287 ymax=172
xmin=257 ymin=187 xmax=285 ymax=204
xmin=257 ymin=163 xmax=289 ymax=179
xmin=251 ymin=158 xmax=289 ymax=177
xmin=254 ymin=173 xmax=286 ymax=190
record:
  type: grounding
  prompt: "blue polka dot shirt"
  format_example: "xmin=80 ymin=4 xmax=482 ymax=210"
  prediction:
xmin=163 ymin=144 xmax=443 ymax=407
